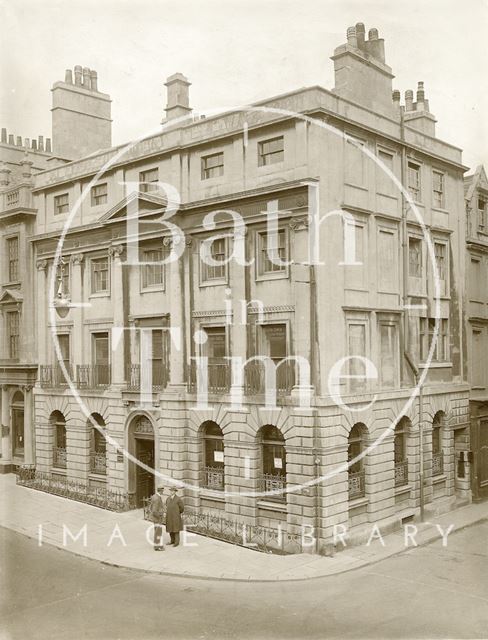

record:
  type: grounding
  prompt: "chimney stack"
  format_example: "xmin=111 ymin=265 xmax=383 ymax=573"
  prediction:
xmin=404 ymin=81 xmax=436 ymax=136
xmin=46 ymin=138 xmax=52 ymax=153
xmin=163 ymin=73 xmax=192 ymax=123
xmin=16 ymin=136 xmax=22 ymax=146
xmin=74 ymin=65 xmax=82 ymax=86
xmin=355 ymin=22 xmax=366 ymax=49
xmin=1 ymin=128 xmax=7 ymax=143
xmin=392 ymin=89 xmax=401 ymax=112
xmin=405 ymin=89 xmax=414 ymax=111
xmin=65 ymin=69 xmax=73 ymax=84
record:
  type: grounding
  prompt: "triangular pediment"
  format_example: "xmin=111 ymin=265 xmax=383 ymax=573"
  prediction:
xmin=100 ymin=191 xmax=167 ymax=224
xmin=465 ymin=165 xmax=488 ymax=201
xmin=0 ymin=289 xmax=23 ymax=305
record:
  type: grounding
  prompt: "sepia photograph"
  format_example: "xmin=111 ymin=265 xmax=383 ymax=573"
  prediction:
xmin=0 ymin=0 xmax=487 ymax=638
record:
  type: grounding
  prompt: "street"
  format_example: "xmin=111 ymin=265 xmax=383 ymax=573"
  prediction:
xmin=1 ymin=521 xmax=487 ymax=639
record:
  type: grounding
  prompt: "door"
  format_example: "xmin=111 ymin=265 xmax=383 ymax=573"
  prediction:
xmin=479 ymin=419 xmax=488 ymax=488
xmin=11 ymin=408 xmax=24 ymax=457
xmin=135 ymin=438 xmax=155 ymax=508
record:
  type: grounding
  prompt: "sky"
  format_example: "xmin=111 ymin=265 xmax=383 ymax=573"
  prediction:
xmin=1 ymin=0 xmax=487 ymax=171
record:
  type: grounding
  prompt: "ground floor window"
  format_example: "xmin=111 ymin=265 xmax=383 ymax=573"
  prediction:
xmin=202 ymin=421 xmax=224 ymax=490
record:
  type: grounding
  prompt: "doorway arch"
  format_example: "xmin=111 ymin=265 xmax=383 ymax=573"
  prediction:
xmin=127 ymin=414 xmax=156 ymax=508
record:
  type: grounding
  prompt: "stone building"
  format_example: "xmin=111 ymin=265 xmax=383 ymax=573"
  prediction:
xmin=464 ymin=166 xmax=488 ymax=501
xmin=23 ymin=23 xmax=473 ymax=551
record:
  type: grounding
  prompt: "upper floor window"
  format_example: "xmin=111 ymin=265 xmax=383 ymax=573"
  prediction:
xmin=201 ymin=237 xmax=227 ymax=282
xmin=141 ymin=249 xmax=164 ymax=289
xmin=54 ymin=193 xmax=69 ymax=215
xmin=201 ymin=152 xmax=224 ymax=180
xmin=139 ymin=168 xmax=159 ymax=193
xmin=7 ymin=236 xmax=19 ymax=282
xmin=56 ymin=259 xmax=70 ymax=299
xmin=91 ymin=183 xmax=108 ymax=206
xmin=347 ymin=321 xmax=367 ymax=393
xmin=257 ymin=229 xmax=287 ymax=275
xmin=420 ymin=317 xmax=449 ymax=362
xmin=91 ymin=257 xmax=109 ymax=294
xmin=379 ymin=322 xmax=398 ymax=388
xmin=478 ymin=198 xmax=486 ymax=230
xmin=434 ymin=242 xmax=447 ymax=281
xmin=258 ymin=136 xmax=284 ymax=167
xmin=432 ymin=171 xmax=445 ymax=208
xmin=7 ymin=311 xmax=19 ymax=359
xmin=408 ymin=237 xmax=422 ymax=277
xmin=407 ymin=162 xmax=421 ymax=201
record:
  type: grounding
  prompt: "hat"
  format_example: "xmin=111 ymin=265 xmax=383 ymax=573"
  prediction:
xmin=170 ymin=486 xmax=178 ymax=492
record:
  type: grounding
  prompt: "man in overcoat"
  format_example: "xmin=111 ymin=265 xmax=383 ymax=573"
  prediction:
xmin=148 ymin=486 xmax=165 ymax=551
xmin=165 ymin=486 xmax=184 ymax=547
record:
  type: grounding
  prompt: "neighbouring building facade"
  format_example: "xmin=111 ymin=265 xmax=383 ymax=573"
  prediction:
xmin=7 ymin=24 xmax=477 ymax=552
xmin=465 ymin=166 xmax=488 ymax=501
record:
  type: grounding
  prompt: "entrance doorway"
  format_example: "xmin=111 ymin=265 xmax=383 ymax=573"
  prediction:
xmin=479 ymin=418 xmax=488 ymax=488
xmin=11 ymin=391 xmax=24 ymax=459
xmin=128 ymin=415 xmax=155 ymax=508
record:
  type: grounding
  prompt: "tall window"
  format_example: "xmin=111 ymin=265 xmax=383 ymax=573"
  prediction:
xmin=432 ymin=413 xmax=444 ymax=476
xmin=259 ymin=425 xmax=286 ymax=502
xmin=262 ymin=324 xmax=290 ymax=391
xmin=201 ymin=421 xmax=224 ymax=490
xmin=377 ymin=228 xmax=396 ymax=292
xmin=56 ymin=260 xmax=70 ymax=298
xmin=432 ymin=171 xmax=445 ymax=208
xmin=203 ymin=327 xmax=228 ymax=392
xmin=201 ymin=152 xmax=224 ymax=180
xmin=257 ymin=229 xmax=287 ymax=275
xmin=139 ymin=168 xmax=159 ymax=193
xmin=420 ymin=318 xmax=448 ymax=362
xmin=7 ymin=236 xmax=19 ymax=282
xmin=91 ymin=183 xmax=108 ymax=206
xmin=55 ymin=334 xmax=70 ymax=385
xmin=91 ymin=257 xmax=109 ymax=294
xmin=407 ymin=162 xmax=421 ymax=201
xmin=348 ymin=423 xmax=366 ymax=498
xmin=434 ymin=242 xmax=447 ymax=281
xmin=201 ymin=237 xmax=227 ymax=282
xmin=377 ymin=149 xmax=395 ymax=194
xmin=379 ymin=323 xmax=398 ymax=388
xmin=345 ymin=136 xmax=366 ymax=186
xmin=93 ymin=332 xmax=109 ymax=386
xmin=51 ymin=411 xmax=67 ymax=469
xmin=478 ymin=198 xmax=486 ymax=230
xmin=54 ymin=193 xmax=69 ymax=215
xmin=258 ymin=136 xmax=284 ymax=166
xmin=408 ymin=237 xmax=422 ymax=277
xmin=89 ymin=413 xmax=107 ymax=475
xmin=7 ymin=311 xmax=19 ymax=359
xmin=150 ymin=329 xmax=167 ymax=389
xmin=347 ymin=322 xmax=367 ymax=392
xmin=394 ymin=419 xmax=408 ymax=487
xmin=141 ymin=249 xmax=164 ymax=288
xmin=472 ymin=328 xmax=484 ymax=388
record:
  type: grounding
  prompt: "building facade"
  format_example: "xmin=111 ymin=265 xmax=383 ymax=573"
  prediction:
xmin=14 ymin=23 xmax=475 ymax=551
xmin=464 ymin=166 xmax=488 ymax=501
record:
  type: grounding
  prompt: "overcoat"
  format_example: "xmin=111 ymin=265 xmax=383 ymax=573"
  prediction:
xmin=165 ymin=495 xmax=184 ymax=532
xmin=148 ymin=492 xmax=165 ymax=525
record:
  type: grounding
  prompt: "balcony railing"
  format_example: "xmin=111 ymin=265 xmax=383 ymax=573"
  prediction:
xmin=190 ymin=363 xmax=231 ymax=394
xmin=244 ymin=361 xmax=295 ymax=396
xmin=126 ymin=363 xmax=168 ymax=391
xmin=2 ymin=185 xmax=33 ymax=212
xmin=53 ymin=446 xmax=67 ymax=469
xmin=261 ymin=473 xmax=286 ymax=502
xmin=39 ymin=365 xmax=72 ymax=388
xmin=348 ymin=469 xmax=366 ymax=499
xmin=203 ymin=466 xmax=224 ymax=490
xmin=77 ymin=365 xmax=111 ymax=389
xmin=90 ymin=451 xmax=107 ymax=475
xmin=432 ymin=451 xmax=444 ymax=476
xmin=394 ymin=459 xmax=409 ymax=487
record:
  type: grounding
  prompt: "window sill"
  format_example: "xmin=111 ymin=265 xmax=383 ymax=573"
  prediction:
xmin=418 ymin=362 xmax=453 ymax=369
xmin=89 ymin=292 xmax=110 ymax=299
xmin=2 ymin=281 xmax=21 ymax=288
xmin=89 ymin=472 xmax=107 ymax=480
xmin=348 ymin=496 xmax=368 ymax=509
xmin=140 ymin=286 xmax=165 ymax=294
xmin=51 ymin=467 xmax=67 ymax=475
xmin=431 ymin=206 xmax=449 ymax=214
xmin=432 ymin=473 xmax=447 ymax=485
xmin=255 ymin=271 xmax=289 ymax=283
xmin=201 ymin=489 xmax=225 ymax=502
xmin=199 ymin=279 xmax=228 ymax=288
xmin=394 ymin=483 xmax=411 ymax=496
xmin=344 ymin=182 xmax=368 ymax=192
xmin=258 ymin=500 xmax=287 ymax=512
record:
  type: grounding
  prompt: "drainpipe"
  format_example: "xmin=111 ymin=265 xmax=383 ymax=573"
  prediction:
xmin=400 ymin=109 xmax=425 ymax=522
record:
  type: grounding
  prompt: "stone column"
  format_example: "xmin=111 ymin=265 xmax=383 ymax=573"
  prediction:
xmin=23 ymin=385 xmax=34 ymax=465
xmin=36 ymin=260 xmax=48 ymax=368
xmin=70 ymin=254 xmax=84 ymax=372
xmin=1 ymin=385 xmax=10 ymax=460
xmin=109 ymin=245 xmax=125 ymax=387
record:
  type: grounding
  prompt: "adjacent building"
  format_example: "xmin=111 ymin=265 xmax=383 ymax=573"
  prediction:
xmin=5 ymin=24 xmax=478 ymax=551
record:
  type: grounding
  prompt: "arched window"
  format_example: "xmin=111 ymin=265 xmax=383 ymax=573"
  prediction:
xmin=89 ymin=413 xmax=107 ymax=475
xmin=394 ymin=418 xmax=409 ymax=487
xmin=259 ymin=425 xmax=286 ymax=502
xmin=201 ymin=421 xmax=224 ymax=490
xmin=50 ymin=411 xmax=67 ymax=469
xmin=348 ymin=423 xmax=366 ymax=498
xmin=432 ymin=412 xmax=444 ymax=476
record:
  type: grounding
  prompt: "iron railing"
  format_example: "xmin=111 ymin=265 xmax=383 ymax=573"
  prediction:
xmin=203 ymin=466 xmax=224 ymax=490
xmin=432 ymin=451 xmax=444 ymax=476
xmin=90 ymin=451 xmax=107 ymax=475
xmin=53 ymin=446 xmax=67 ymax=469
xmin=394 ymin=460 xmax=409 ymax=487
xmin=142 ymin=499 xmax=304 ymax=554
xmin=39 ymin=365 xmax=72 ymax=388
xmin=348 ymin=469 xmax=366 ymax=499
xmin=261 ymin=473 xmax=286 ymax=502
xmin=16 ymin=468 xmax=135 ymax=511
xmin=77 ymin=364 xmax=111 ymax=389
xmin=244 ymin=361 xmax=295 ymax=396
xmin=189 ymin=363 xmax=231 ymax=394
xmin=126 ymin=363 xmax=168 ymax=391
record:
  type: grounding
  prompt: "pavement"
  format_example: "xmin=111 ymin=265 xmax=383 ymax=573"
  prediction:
xmin=1 ymin=474 xmax=487 ymax=582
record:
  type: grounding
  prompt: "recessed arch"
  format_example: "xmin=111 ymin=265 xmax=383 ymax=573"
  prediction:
xmin=200 ymin=421 xmax=224 ymax=490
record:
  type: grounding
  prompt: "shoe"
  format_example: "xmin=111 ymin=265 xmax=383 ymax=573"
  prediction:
xmin=167 ymin=542 xmax=174 ymax=546
xmin=173 ymin=544 xmax=179 ymax=548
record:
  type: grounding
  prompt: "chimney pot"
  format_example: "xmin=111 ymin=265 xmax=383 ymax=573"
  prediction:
xmin=355 ymin=22 xmax=366 ymax=49
xmin=405 ymin=90 xmax=414 ymax=111
xmin=31 ymin=139 xmax=37 ymax=150
xmin=65 ymin=69 xmax=73 ymax=84
xmin=82 ymin=67 xmax=90 ymax=87
xmin=368 ymin=28 xmax=379 ymax=40
xmin=74 ymin=65 xmax=82 ymax=85
xmin=16 ymin=136 xmax=22 ymax=147
xmin=416 ymin=80 xmax=425 ymax=105
xmin=346 ymin=26 xmax=358 ymax=48
xmin=38 ymin=135 xmax=44 ymax=151
xmin=46 ymin=138 xmax=52 ymax=153
xmin=90 ymin=70 xmax=98 ymax=91
xmin=1 ymin=128 xmax=7 ymax=143
xmin=25 ymin=138 xmax=30 ymax=148
xmin=8 ymin=134 xmax=14 ymax=145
